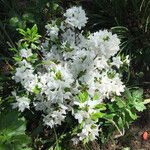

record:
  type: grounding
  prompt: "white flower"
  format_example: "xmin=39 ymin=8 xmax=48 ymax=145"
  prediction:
xmin=13 ymin=60 xmax=38 ymax=92
xmin=43 ymin=45 xmax=62 ymax=62
xmin=77 ymin=123 xmax=99 ymax=142
xmin=95 ymin=56 xmax=109 ymax=70
xmin=88 ymin=30 xmax=120 ymax=58
xmin=43 ymin=104 xmax=68 ymax=128
xmin=45 ymin=24 xmax=59 ymax=40
xmin=38 ymin=63 xmax=73 ymax=103
xmin=74 ymin=110 xmax=90 ymax=123
xmin=64 ymin=6 xmax=88 ymax=29
xmin=18 ymin=59 xmax=33 ymax=68
xmin=13 ymin=96 xmax=30 ymax=112
xmin=99 ymin=73 xmax=125 ymax=97
xmin=72 ymin=138 xmax=79 ymax=145
xmin=34 ymin=101 xmax=47 ymax=112
xmin=61 ymin=28 xmax=76 ymax=49
xmin=111 ymin=56 xmax=123 ymax=68
xmin=125 ymin=55 xmax=130 ymax=64
xmin=20 ymin=49 xmax=33 ymax=58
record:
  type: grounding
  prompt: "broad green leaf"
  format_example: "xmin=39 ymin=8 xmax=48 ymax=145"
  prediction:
xmin=116 ymin=97 xmax=126 ymax=108
xmin=132 ymin=89 xmax=143 ymax=101
xmin=0 ymin=110 xmax=31 ymax=149
xmin=0 ymin=110 xmax=23 ymax=131
xmin=124 ymin=88 xmax=132 ymax=101
xmin=134 ymin=102 xmax=146 ymax=112
xmin=108 ymin=104 xmax=115 ymax=112
xmin=91 ymin=112 xmax=105 ymax=120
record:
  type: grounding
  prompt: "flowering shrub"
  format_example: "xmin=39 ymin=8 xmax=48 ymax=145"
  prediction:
xmin=11 ymin=6 xmax=132 ymax=145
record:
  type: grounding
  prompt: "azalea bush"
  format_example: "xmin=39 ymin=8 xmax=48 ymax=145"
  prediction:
xmin=10 ymin=6 xmax=146 ymax=149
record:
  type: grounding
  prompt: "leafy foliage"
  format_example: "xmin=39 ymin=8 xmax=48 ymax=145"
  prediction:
xmin=0 ymin=110 xmax=31 ymax=150
xmin=99 ymin=88 xmax=146 ymax=144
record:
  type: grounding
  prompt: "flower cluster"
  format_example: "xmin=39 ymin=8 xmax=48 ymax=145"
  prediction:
xmin=12 ymin=6 xmax=129 ymax=144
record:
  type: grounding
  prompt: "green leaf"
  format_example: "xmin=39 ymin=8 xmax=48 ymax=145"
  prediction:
xmin=116 ymin=97 xmax=126 ymax=108
xmin=27 ymin=28 xmax=31 ymax=35
xmin=78 ymin=91 xmax=88 ymax=103
xmin=132 ymin=89 xmax=143 ymax=101
xmin=0 ymin=110 xmax=23 ymax=131
xmin=126 ymin=109 xmax=137 ymax=120
xmin=31 ymin=43 xmax=37 ymax=49
xmin=33 ymin=85 xmax=40 ymax=95
xmin=124 ymin=88 xmax=132 ymax=101
xmin=134 ymin=102 xmax=146 ymax=112
xmin=118 ymin=117 xmax=124 ymax=128
xmin=94 ymin=103 xmax=106 ymax=110
xmin=91 ymin=112 xmax=105 ymax=120
xmin=104 ymin=114 xmax=115 ymax=120
xmin=17 ymin=28 xmax=26 ymax=36
xmin=54 ymin=143 xmax=62 ymax=150
xmin=0 ymin=110 xmax=31 ymax=149
xmin=93 ymin=92 xmax=100 ymax=100
xmin=31 ymin=24 xmax=38 ymax=34
xmin=9 ymin=17 xmax=19 ymax=27
xmin=17 ymin=24 xmax=41 ymax=45
xmin=108 ymin=102 xmax=115 ymax=110
xmin=13 ymin=56 xmax=22 ymax=62
xmin=22 ymin=13 xmax=35 ymax=23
